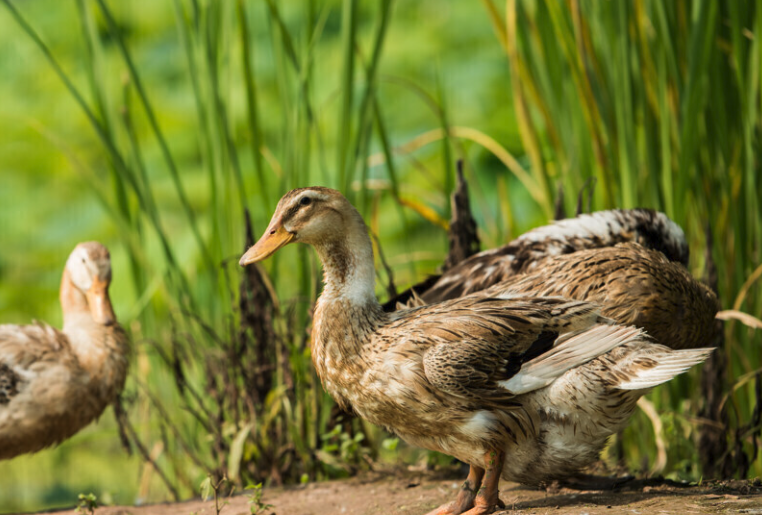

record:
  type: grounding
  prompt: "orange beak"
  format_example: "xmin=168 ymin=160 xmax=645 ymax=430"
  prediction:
xmin=239 ymin=224 xmax=294 ymax=266
xmin=86 ymin=275 xmax=116 ymax=325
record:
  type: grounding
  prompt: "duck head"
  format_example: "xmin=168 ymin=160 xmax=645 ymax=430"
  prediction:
xmin=240 ymin=187 xmax=359 ymax=265
xmin=65 ymin=242 xmax=116 ymax=325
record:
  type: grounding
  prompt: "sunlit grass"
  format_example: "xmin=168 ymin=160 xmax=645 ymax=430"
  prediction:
xmin=482 ymin=0 xmax=762 ymax=479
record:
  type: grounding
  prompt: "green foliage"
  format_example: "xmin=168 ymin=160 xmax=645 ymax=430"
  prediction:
xmin=245 ymin=483 xmax=273 ymax=515
xmin=382 ymin=437 xmax=399 ymax=452
xmin=76 ymin=493 xmax=97 ymax=515
xmin=200 ymin=476 xmax=230 ymax=515
xmin=317 ymin=425 xmax=370 ymax=473
xmin=488 ymin=0 xmax=762 ymax=481
xmin=0 ymin=0 xmax=759 ymax=511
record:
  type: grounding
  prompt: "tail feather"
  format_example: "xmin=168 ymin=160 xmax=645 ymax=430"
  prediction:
xmin=617 ymin=348 xmax=714 ymax=390
xmin=500 ymin=324 xmax=643 ymax=395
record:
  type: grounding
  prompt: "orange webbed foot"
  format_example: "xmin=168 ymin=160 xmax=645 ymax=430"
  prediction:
xmin=425 ymin=465 xmax=485 ymax=515
xmin=458 ymin=449 xmax=505 ymax=515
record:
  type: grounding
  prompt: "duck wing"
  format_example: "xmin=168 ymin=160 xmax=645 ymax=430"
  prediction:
xmin=0 ymin=322 xmax=82 ymax=404
xmin=1 ymin=321 xmax=73 ymax=372
xmin=382 ymin=296 xmax=629 ymax=407
xmin=385 ymin=209 xmax=687 ymax=308
xmin=485 ymin=243 xmax=719 ymax=349
xmin=0 ymin=323 xmax=93 ymax=458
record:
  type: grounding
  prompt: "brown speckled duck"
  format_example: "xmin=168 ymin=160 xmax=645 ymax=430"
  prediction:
xmin=387 ymin=208 xmax=689 ymax=309
xmin=482 ymin=243 xmax=720 ymax=350
xmin=0 ymin=242 xmax=129 ymax=460
xmin=240 ymin=188 xmax=711 ymax=515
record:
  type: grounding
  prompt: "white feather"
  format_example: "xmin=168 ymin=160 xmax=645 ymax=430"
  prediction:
xmin=516 ymin=210 xmax=685 ymax=255
xmin=518 ymin=212 xmax=624 ymax=244
xmin=617 ymin=348 xmax=714 ymax=390
xmin=499 ymin=324 xmax=643 ymax=394
xmin=459 ymin=411 xmax=498 ymax=440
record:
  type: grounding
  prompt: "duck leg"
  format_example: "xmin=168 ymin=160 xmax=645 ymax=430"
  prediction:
xmin=460 ymin=449 xmax=505 ymax=515
xmin=425 ymin=465 xmax=485 ymax=515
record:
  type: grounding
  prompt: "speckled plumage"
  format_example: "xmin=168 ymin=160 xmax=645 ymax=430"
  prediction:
xmin=387 ymin=230 xmax=717 ymax=489
xmin=0 ymin=242 xmax=129 ymax=460
xmin=240 ymin=188 xmax=711 ymax=512
xmin=506 ymin=340 xmax=711 ymax=484
xmin=313 ymin=293 xmax=619 ymax=443
xmin=481 ymin=243 xmax=720 ymax=350
xmin=388 ymin=209 xmax=688 ymax=308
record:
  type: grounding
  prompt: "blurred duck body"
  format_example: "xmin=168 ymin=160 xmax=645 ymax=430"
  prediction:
xmin=0 ymin=242 xmax=129 ymax=460
xmin=240 ymin=188 xmax=711 ymax=514
xmin=389 ymin=208 xmax=689 ymax=309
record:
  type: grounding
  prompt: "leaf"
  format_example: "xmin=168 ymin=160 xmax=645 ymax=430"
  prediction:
xmin=227 ymin=423 xmax=253 ymax=482
xmin=382 ymin=437 xmax=399 ymax=452
xmin=200 ymin=476 xmax=213 ymax=501
xmin=397 ymin=197 xmax=449 ymax=230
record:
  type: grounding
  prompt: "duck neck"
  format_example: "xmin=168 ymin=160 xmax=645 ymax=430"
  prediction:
xmin=317 ymin=250 xmax=375 ymax=307
xmin=60 ymin=268 xmax=92 ymax=329
xmin=59 ymin=269 xmax=123 ymax=379
xmin=313 ymin=213 xmax=379 ymax=308
xmin=312 ymin=215 xmax=385 ymax=359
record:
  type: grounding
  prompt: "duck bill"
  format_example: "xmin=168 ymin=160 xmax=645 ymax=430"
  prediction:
xmin=86 ymin=276 xmax=116 ymax=326
xmin=240 ymin=225 xmax=294 ymax=266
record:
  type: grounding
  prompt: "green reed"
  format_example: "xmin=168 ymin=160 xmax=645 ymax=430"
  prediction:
xmin=482 ymin=0 xmax=762 ymax=478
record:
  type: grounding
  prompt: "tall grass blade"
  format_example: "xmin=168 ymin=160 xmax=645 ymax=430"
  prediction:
xmin=337 ymin=0 xmax=358 ymax=194
xmin=94 ymin=0 xmax=214 ymax=272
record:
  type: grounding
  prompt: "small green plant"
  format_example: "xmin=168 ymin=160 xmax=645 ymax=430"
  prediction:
xmin=200 ymin=475 xmax=232 ymax=515
xmin=245 ymin=483 xmax=273 ymax=515
xmin=76 ymin=493 xmax=97 ymax=515
xmin=320 ymin=425 xmax=370 ymax=466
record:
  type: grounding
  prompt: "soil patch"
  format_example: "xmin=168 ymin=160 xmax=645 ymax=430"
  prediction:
xmin=24 ymin=474 xmax=762 ymax=515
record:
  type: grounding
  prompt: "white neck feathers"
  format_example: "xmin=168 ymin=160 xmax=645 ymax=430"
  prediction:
xmin=314 ymin=211 xmax=378 ymax=307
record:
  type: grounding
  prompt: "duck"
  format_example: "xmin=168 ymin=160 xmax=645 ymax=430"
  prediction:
xmin=386 ymin=208 xmax=689 ymax=309
xmin=0 ymin=242 xmax=129 ymax=459
xmin=478 ymin=243 xmax=720 ymax=350
xmin=240 ymin=187 xmax=711 ymax=514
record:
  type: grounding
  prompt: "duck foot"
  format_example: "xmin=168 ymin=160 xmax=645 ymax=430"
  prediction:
xmin=428 ymin=495 xmax=506 ymax=515
xmin=556 ymin=473 xmax=635 ymax=491
xmin=459 ymin=449 xmax=505 ymax=515
xmin=425 ymin=500 xmax=472 ymax=515
xmin=458 ymin=496 xmax=499 ymax=515
xmin=425 ymin=465 xmax=485 ymax=515
xmin=427 ymin=450 xmax=506 ymax=515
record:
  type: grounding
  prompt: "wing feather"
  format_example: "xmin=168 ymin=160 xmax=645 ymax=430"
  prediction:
xmin=499 ymin=324 xmax=643 ymax=395
xmin=383 ymin=296 xmax=608 ymax=405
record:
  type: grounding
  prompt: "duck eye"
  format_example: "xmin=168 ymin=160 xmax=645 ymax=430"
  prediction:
xmin=299 ymin=196 xmax=312 ymax=207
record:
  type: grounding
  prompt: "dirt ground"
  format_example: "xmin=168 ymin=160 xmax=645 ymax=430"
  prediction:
xmin=27 ymin=473 xmax=762 ymax=515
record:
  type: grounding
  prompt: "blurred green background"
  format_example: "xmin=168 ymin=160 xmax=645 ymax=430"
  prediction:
xmin=0 ymin=0 xmax=760 ymax=512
